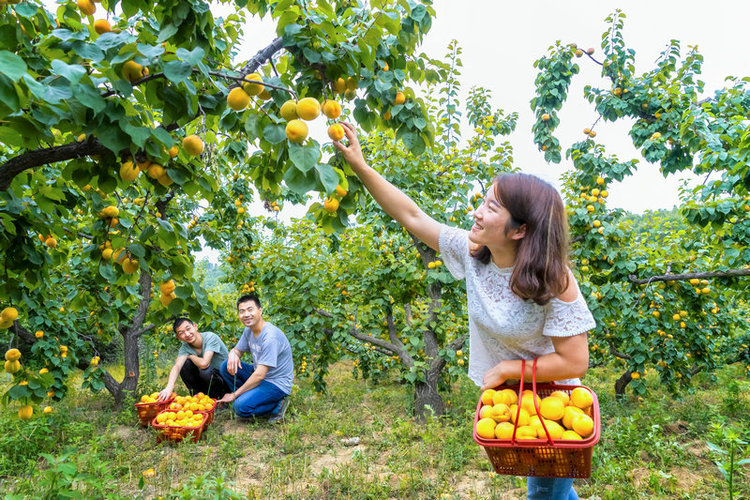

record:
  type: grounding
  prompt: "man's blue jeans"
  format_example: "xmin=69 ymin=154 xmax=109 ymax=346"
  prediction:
xmin=219 ymin=360 xmax=286 ymax=418
xmin=527 ymin=477 xmax=578 ymax=500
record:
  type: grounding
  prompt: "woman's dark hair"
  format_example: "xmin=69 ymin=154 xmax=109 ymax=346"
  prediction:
xmin=470 ymin=173 xmax=570 ymax=305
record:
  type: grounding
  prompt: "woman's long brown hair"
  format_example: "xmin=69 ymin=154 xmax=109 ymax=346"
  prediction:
xmin=470 ymin=173 xmax=570 ymax=305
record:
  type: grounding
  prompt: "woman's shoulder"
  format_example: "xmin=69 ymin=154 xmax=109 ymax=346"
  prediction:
xmin=552 ymin=268 xmax=581 ymax=304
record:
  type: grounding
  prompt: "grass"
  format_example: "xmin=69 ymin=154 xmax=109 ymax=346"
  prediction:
xmin=1 ymin=361 xmax=748 ymax=499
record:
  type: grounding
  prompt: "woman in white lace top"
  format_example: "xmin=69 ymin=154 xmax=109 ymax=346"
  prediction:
xmin=335 ymin=123 xmax=595 ymax=500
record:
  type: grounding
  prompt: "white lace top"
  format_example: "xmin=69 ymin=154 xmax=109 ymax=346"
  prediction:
xmin=439 ymin=224 xmax=596 ymax=387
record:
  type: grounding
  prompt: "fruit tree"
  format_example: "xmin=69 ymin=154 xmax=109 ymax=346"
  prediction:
xmin=531 ymin=10 xmax=750 ymax=395
xmin=0 ymin=0 xmax=438 ymax=409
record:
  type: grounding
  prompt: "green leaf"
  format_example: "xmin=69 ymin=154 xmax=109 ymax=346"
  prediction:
xmin=0 ymin=51 xmax=27 ymax=82
xmin=284 ymin=164 xmax=317 ymax=195
xmin=73 ymin=84 xmax=106 ymax=113
xmin=151 ymin=128 xmax=173 ymax=148
xmin=128 ymin=243 xmax=146 ymax=258
xmin=288 ymin=142 xmax=321 ymax=173
xmin=51 ymin=60 xmax=86 ymax=84
xmin=176 ymin=47 xmax=206 ymax=66
xmin=97 ymin=123 xmax=131 ymax=154
xmin=263 ymin=124 xmax=286 ymax=145
xmin=157 ymin=24 xmax=180 ymax=43
xmin=0 ymin=74 xmax=20 ymax=114
xmin=162 ymin=61 xmax=192 ymax=85
xmin=168 ymin=298 xmax=185 ymax=316
xmin=315 ymin=163 xmax=339 ymax=194
xmin=70 ymin=41 xmax=105 ymax=63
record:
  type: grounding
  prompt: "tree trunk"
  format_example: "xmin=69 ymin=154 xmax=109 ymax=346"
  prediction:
xmin=414 ymin=371 xmax=445 ymax=421
xmin=614 ymin=371 xmax=632 ymax=398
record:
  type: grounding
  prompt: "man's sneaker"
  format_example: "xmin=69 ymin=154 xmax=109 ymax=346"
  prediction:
xmin=267 ymin=397 xmax=290 ymax=424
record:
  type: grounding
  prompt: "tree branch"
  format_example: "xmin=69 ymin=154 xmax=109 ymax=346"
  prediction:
xmin=628 ymin=268 xmax=750 ymax=284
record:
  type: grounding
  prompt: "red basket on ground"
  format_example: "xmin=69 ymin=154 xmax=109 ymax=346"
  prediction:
xmin=134 ymin=395 xmax=174 ymax=427
xmin=151 ymin=411 xmax=207 ymax=443
xmin=473 ymin=359 xmax=601 ymax=478
xmin=194 ymin=398 xmax=218 ymax=425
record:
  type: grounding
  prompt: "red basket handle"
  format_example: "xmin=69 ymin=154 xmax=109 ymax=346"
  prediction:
xmin=510 ymin=358 xmax=555 ymax=446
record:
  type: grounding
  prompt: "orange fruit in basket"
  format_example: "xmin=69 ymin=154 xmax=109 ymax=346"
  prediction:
xmin=572 ymin=414 xmax=594 ymax=438
xmin=539 ymin=396 xmax=565 ymax=421
xmin=509 ymin=406 xmax=530 ymax=426
xmin=475 ymin=417 xmax=497 ymax=439
xmin=549 ymin=390 xmax=570 ymax=405
xmin=570 ymin=387 xmax=593 ymax=409
xmin=480 ymin=389 xmax=496 ymax=405
xmin=478 ymin=405 xmax=493 ymax=419
xmin=519 ymin=392 xmax=539 ymax=416
xmin=561 ymin=430 xmax=583 ymax=440
xmin=493 ymin=388 xmax=517 ymax=406
xmin=516 ymin=426 xmax=537 ymax=439
xmin=562 ymin=406 xmax=584 ymax=429
xmin=538 ymin=420 xmax=565 ymax=439
xmin=494 ymin=421 xmax=516 ymax=439
xmin=490 ymin=403 xmax=511 ymax=422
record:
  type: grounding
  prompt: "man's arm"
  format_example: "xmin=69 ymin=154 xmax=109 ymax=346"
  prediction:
xmin=217 ymin=364 xmax=269 ymax=403
xmin=158 ymin=355 xmax=188 ymax=401
xmin=188 ymin=350 xmax=215 ymax=370
xmin=225 ymin=347 xmax=244 ymax=375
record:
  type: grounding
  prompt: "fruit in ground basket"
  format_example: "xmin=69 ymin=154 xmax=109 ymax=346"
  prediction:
xmin=475 ymin=387 xmax=594 ymax=441
xmin=168 ymin=393 xmax=215 ymax=412
xmin=140 ymin=392 xmax=161 ymax=404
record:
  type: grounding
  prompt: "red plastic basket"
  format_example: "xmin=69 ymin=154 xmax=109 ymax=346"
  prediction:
xmin=473 ymin=359 xmax=601 ymax=478
xmin=151 ymin=411 xmax=207 ymax=443
xmin=134 ymin=395 xmax=174 ymax=427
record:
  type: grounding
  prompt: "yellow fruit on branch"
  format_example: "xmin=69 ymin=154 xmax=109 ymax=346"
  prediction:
xmin=258 ymin=88 xmax=272 ymax=100
xmin=101 ymin=248 xmax=113 ymax=260
xmin=45 ymin=237 xmax=57 ymax=248
xmin=242 ymin=73 xmax=263 ymax=96
xmin=227 ymin=87 xmax=251 ymax=111
xmin=332 ymin=78 xmax=346 ymax=94
xmin=77 ymin=0 xmax=95 ymax=16
xmin=160 ymin=292 xmax=176 ymax=307
xmin=121 ymin=60 xmax=147 ymax=83
xmin=345 ymin=76 xmax=358 ymax=91
xmin=157 ymin=172 xmax=174 ymax=187
xmin=147 ymin=163 xmax=165 ymax=179
xmin=296 ymin=97 xmax=321 ymax=121
xmin=5 ymin=348 xmax=21 ymax=361
xmin=383 ymin=111 xmax=391 ymax=120
xmin=182 ymin=135 xmax=204 ymax=156
xmin=121 ymin=258 xmax=139 ymax=274
xmin=321 ymin=100 xmax=342 ymax=120
xmin=18 ymin=405 xmax=33 ymax=420
xmin=43 ymin=406 xmax=52 ymax=414
xmin=327 ymin=124 xmax=345 ymax=141
xmin=160 ymin=279 xmax=176 ymax=294
xmin=93 ymin=18 xmax=110 ymax=34
xmin=137 ymin=158 xmax=151 ymax=171
xmin=280 ymin=100 xmax=298 ymax=121
xmin=335 ymin=185 xmax=347 ymax=197
xmin=541 ymin=113 xmax=550 ymax=121
xmin=119 ymin=160 xmax=139 ymax=182
xmin=323 ymin=197 xmax=339 ymax=213
xmin=35 ymin=330 xmax=44 ymax=338
xmin=4 ymin=359 xmax=21 ymax=373
xmin=167 ymin=146 xmax=179 ymax=158
xmin=1 ymin=307 xmax=18 ymax=323
xmin=285 ymin=119 xmax=308 ymax=144
xmin=394 ymin=91 xmax=406 ymax=105
xmin=100 ymin=206 xmax=119 ymax=218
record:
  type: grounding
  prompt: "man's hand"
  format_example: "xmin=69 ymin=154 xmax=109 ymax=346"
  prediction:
xmin=157 ymin=388 xmax=172 ymax=402
xmin=226 ymin=350 xmax=241 ymax=375
xmin=218 ymin=392 xmax=236 ymax=404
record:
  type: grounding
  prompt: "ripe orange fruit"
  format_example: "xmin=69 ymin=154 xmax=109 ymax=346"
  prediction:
xmin=242 ymin=73 xmax=263 ymax=96
xmin=258 ymin=88 xmax=272 ymax=100
xmin=327 ymin=124 xmax=345 ymax=141
xmin=227 ymin=87 xmax=250 ymax=111
xmin=541 ymin=113 xmax=550 ymax=121
xmin=160 ymin=292 xmax=176 ymax=307
xmin=481 ymin=389 xmax=496 ymax=406
xmin=323 ymin=197 xmax=339 ymax=213
xmin=93 ymin=19 xmax=111 ymax=34
xmin=345 ymin=76 xmax=358 ymax=91
xmin=280 ymin=100 xmax=298 ymax=121
xmin=332 ymin=78 xmax=346 ymax=93
xmin=18 ymin=405 xmax=33 ymax=420
xmin=539 ymin=396 xmax=565 ymax=421
xmin=562 ymin=406 xmax=584 ymax=429
xmin=335 ymin=185 xmax=347 ymax=197
xmin=167 ymin=146 xmax=179 ymax=158
xmin=321 ymin=100 xmax=342 ymax=119
xmin=572 ymin=414 xmax=594 ymax=437
xmin=119 ymin=160 xmax=139 ymax=182
xmin=285 ymin=119 xmax=308 ymax=144
xmin=394 ymin=91 xmax=406 ymax=105
xmin=45 ymin=237 xmax=57 ymax=248
xmin=147 ymin=163 xmax=166 ymax=179
xmin=157 ymin=172 xmax=174 ymax=187
xmin=122 ymin=258 xmax=139 ymax=274
xmin=160 ymin=280 xmax=176 ymax=294
xmin=561 ymin=430 xmax=583 ymax=440
xmin=570 ymin=387 xmax=593 ymax=410
xmin=101 ymin=248 xmax=113 ymax=260
xmin=475 ymin=417 xmax=496 ymax=439
xmin=494 ymin=421 xmax=515 ymax=439
xmin=4 ymin=360 xmax=21 ymax=373
xmin=43 ymin=406 xmax=52 ymax=414
xmin=296 ymin=97 xmax=321 ymax=120
xmin=549 ymin=390 xmax=570 ymax=405
xmin=383 ymin=111 xmax=391 ymax=120
xmin=182 ymin=135 xmax=204 ymax=156
xmin=121 ymin=60 xmax=146 ymax=83
xmin=490 ymin=403 xmax=510 ymax=423
xmin=493 ymin=388 xmax=518 ymax=406
xmin=77 ymin=0 xmax=95 ymax=16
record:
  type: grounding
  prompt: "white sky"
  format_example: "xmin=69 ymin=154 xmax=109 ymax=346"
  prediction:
xmin=222 ymin=0 xmax=750 ymax=215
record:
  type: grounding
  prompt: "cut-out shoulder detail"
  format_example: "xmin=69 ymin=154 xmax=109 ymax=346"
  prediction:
xmin=438 ymin=224 xmax=596 ymax=387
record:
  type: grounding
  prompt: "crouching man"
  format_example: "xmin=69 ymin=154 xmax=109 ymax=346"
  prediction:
xmin=158 ymin=318 xmax=230 ymax=400
xmin=218 ymin=294 xmax=293 ymax=421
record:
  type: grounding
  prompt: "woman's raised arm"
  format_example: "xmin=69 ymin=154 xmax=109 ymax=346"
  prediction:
xmin=333 ymin=122 xmax=441 ymax=251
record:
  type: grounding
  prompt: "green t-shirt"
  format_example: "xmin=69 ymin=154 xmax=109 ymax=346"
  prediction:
xmin=177 ymin=331 xmax=228 ymax=370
